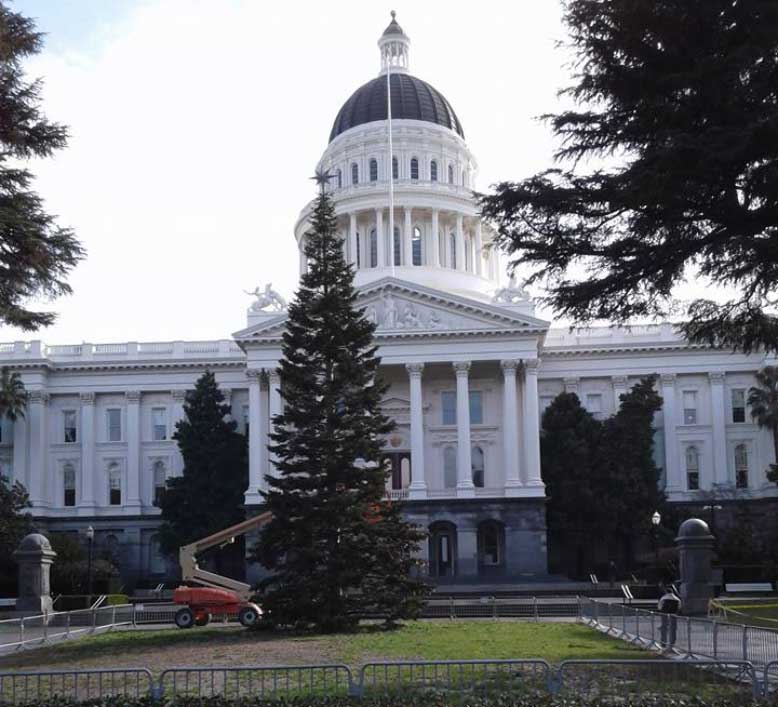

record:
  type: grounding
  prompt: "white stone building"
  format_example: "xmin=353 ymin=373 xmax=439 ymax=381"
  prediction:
xmin=1 ymin=15 xmax=776 ymax=585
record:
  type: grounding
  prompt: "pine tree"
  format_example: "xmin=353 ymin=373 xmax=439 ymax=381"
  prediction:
xmin=158 ymin=371 xmax=248 ymax=563
xmin=478 ymin=0 xmax=778 ymax=354
xmin=252 ymin=184 xmax=428 ymax=632
xmin=0 ymin=3 xmax=84 ymax=330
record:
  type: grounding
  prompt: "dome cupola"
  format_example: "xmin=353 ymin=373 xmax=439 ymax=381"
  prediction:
xmin=379 ymin=10 xmax=410 ymax=75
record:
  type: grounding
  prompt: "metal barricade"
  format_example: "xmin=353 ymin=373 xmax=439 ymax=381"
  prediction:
xmin=158 ymin=665 xmax=353 ymax=700
xmin=0 ymin=669 xmax=153 ymax=704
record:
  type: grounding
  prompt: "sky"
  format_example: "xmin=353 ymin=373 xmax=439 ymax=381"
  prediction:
xmin=4 ymin=0 xmax=575 ymax=345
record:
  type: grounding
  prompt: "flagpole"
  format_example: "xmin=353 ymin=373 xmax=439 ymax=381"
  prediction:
xmin=387 ymin=56 xmax=395 ymax=278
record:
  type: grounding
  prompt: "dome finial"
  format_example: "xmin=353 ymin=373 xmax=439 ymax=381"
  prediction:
xmin=390 ymin=10 xmax=396 ymax=20
xmin=378 ymin=10 xmax=410 ymax=75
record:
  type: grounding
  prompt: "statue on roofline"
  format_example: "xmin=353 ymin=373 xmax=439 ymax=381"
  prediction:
xmin=245 ymin=283 xmax=287 ymax=312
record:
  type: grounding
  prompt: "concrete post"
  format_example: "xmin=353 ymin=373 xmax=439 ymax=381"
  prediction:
xmin=675 ymin=518 xmax=715 ymax=615
xmin=13 ymin=533 xmax=57 ymax=615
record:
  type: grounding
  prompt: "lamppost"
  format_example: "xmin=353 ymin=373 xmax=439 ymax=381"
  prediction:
xmin=85 ymin=525 xmax=95 ymax=604
xmin=703 ymin=504 xmax=722 ymax=547
xmin=651 ymin=511 xmax=661 ymax=583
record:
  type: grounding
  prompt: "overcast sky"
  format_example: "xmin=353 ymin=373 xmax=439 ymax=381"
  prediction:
xmin=5 ymin=1 xmax=575 ymax=345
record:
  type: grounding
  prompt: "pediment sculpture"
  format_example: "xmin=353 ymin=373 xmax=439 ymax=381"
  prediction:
xmin=363 ymin=293 xmax=449 ymax=331
xmin=245 ymin=283 xmax=287 ymax=312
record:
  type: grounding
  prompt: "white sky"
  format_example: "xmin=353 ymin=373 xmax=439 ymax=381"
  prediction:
xmin=3 ymin=1 xmax=578 ymax=344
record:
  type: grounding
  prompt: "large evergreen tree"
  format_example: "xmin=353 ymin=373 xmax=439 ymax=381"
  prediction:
xmin=478 ymin=0 xmax=778 ymax=354
xmin=0 ymin=3 xmax=84 ymax=330
xmin=0 ymin=474 xmax=32 ymax=593
xmin=158 ymin=371 xmax=248 ymax=560
xmin=253 ymin=184 xmax=427 ymax=632
xmin=748 ymin=366 xmax=778 ymax=482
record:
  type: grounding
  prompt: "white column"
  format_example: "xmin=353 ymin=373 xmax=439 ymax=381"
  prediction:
xmin=27 ymin=390 xmax=48 ymax=507
xmin=403 ymin=207 xmax=413 ymax=266
xmin=349 ymin=212 xmax=358 ymax=268
xmin=453 ymin=361 xmax=475 ymax=497
xmin=12 ymin=410 xmax=27 ymax=489
xmin=268 ymin=369 xmax=282 ymax=478
xmin=125 ymin=390 xmax=142 ymax=509
xmin=245 ymin=370 xmax=264 ymax=503
xmin=375 ymin=208 xmax=385 ymax=267
xmin=522 ymin=360 xmax=544 ymax=488
xmin=612 ymin=375 xmax=628 ymax=410
xmin=430 ymin=209 xmax=440 ymax=267
xmin=171 ymin=390 xmax=186 ymax=427
xmin=660 ymin=374 xmax=681 ymax=493
xmin=501 ymin=360 xmax=522 ymax=494
xmin=79 ymin=392 xmax=96 ymax=509
xmin=709 ymin=372 xmax=728 ymax=488
xmin=474 ymin=220 xmax=483 ymax=276
xmin=406 ymin=363 xmax=427 ymax=499
xmin=455 ymin=213 xmax=465 ymax=272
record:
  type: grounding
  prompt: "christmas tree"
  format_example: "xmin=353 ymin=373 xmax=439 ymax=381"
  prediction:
xmin=253 ymin=177 xmax=428 ymax=631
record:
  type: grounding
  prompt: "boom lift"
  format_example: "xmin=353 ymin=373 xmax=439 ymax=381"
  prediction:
xmin=173 ymin=511 xmax=271 ymax=629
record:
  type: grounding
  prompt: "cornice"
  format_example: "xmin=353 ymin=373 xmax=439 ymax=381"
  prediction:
xmin=541 ymin=342 xmax=711 ymax=358
xmin=49 ymin=359 xmax=246 ymax=373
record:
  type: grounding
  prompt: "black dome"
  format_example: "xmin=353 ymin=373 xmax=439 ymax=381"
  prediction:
xmin=329 ymin=73 xmax=464 ymax=142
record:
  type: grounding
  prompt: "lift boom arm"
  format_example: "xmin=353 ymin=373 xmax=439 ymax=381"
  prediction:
xmin=178 ymin=511 xmax=272 ymax=601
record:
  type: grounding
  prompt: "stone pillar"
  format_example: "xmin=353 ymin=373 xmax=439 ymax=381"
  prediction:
xmin=430 ymin=209 xmax=440 ymax=267
xmin=612 ymin=375 xmax=628 ymax=410
xmin=403 ymin=207 xmax=413 ymax=266
xmin=245 ymin=370 xmax=264 ymax=504
xmin=12 ymin=411 xmax=27 ymax=490
xmin=349 ymin=212 xmax=358 ymax=268
xmin=709 ymin=372 xmax=728 ymax=488
xmin=406 ymin=363 xmax=426 ymax=499
xmin=125 ymin=391 xmax=142 ymax=509
xmin=453 ymin=362 xmax=475 ymax=498
xmin=27 ymin=390 xmax=48 ymax=507
xmin=79 ymin=393 xmax=96 ymax=509
xmin=268 ymin=370 xmax=282 ymax=478
xmin=661 ymin=374 xmax=681 ymax=493
xmin=501 ymin=360 xmax=522 ymax=494
xmin=474 ymin=220 xmax=483 ymax=276
xmin=14 ymin=533 xmax=57 ymax=615
xmin=455 ymin=213 xmax=465 ymax=272
xmin=375 ymin=208 xmax=385 ymax=267
xmin=522 ymin=360 xmax=544 ymax=488
xmin=675 ymin=518 xmax=715 ymax=615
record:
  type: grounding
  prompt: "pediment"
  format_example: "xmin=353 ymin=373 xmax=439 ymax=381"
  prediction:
xmin=233 ymin=277 xmax=549 ymax=345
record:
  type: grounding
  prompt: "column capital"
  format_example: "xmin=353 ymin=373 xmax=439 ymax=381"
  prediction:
xmin=708 ymin=372 xmax=726 ymax=384
xmin=523 ymin=358 xmax=540 ymax=373
xmin=246 ymin=368 xmax=263 ymax=381
xmin=267 ymin=369 xmax=281 ymax=384
xmin=500 ymin=359 xmax=519 ymax=373
xmin=452 ymin=361 xmax=471 ymax=376
xmin=171 ymin=389 xmax=187 ymax=402
xmin=28 ymin=390 xmax=49 ymax=405
xmin=405 ymin=362 xmax=424 ymax=377
xmin=612 ymin=375 xmax=628 ymax=386
xmin=79 ymin=392 xmax=95 ymax=405
xmin=660 ymin=373 xmax=676 ymax=385
xmin=125 ymin=390 xmax=141 ymax=403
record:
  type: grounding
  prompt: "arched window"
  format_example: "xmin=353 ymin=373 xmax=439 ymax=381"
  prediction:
xmin=471 ymin=446 xmax=485 ymax=487
xmin=430 ymin=160 xmax=438 ymax=182
xmin=443 ymin=446 xmax=457 ymax=488
xmin=351 ymin=162 xmax=359 ymax=185
xmin=356 ymin=231 xmax=361 ymax=267
xmin=153 ymin=460 xmax=166 ymax=506
xmin=410 ymin=157 xmax=419 ymax=180
xmin=735 ymin=444 xmax=748 ymax=488
xmin=412 ymin=226 xmax=422 ymax=266
xmin=685 ymin=446 xmax=699 ymax=490
xmin=393 ymin=226 xmax=401 ymax=266
xmin=107 ymin=462 xmax=122 ymax=506
xmin=336 ymin=168 xmax=342 ymax=188
xmin=477 ymin=520 xmax=504 ymax=568
xmin=369 ymin=229 xmax=378 ymax=267
xmin=149 ymin=534 xmax=166 ymax=575
xmin=392 ymin=156 xmax=398 ymax=180
xmin=63 ymin=463 xmax=76 ymax=507
xmin=450 ymin=232 xmax=457 ymax=270
xmin=448 ymin=164 xmax=454 ymax=184
xmin=369 ymin=158 xmax=378 ymax=182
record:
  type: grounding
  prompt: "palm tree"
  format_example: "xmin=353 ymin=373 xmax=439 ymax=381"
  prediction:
xmin=748 ymin=365 xmax=778 ymax=481
xmin=0 ymin=367 xmax=27 ymax=422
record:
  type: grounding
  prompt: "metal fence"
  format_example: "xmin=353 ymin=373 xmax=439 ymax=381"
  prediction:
xmin=0 ymin=659 xmax=767 ymax=703
xmin=579 ymin=597 xmax=778 ymax=667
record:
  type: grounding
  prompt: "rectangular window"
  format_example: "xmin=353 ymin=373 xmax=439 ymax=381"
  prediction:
xmin=242 ymin=404 xmax=250 ymax=435
xmin=682 ymin=391 xmax=698 ymax=425
xmin=63 ymin=410 xmax=77 ymax=443
xmin=63 ymin=466 xmax=76 ymax=507
xmin=735 ymin=444 xmax=749 ymax=489
xmin=108 ymin=467 xmax=122 ymax=505
xmin=151 ymin=407 xmax=167 ymax=441
xmin=106 ymin=409 xmax=121 ymax=442
xmin=586 ymin=393 xmax=603 ymax=416
xmin=469 ymin=391 xmax=483 ymax=425
xmin=732 ymin=389 xmax=746 ymax=423
xmin=441 ymin=391 xmax=456 ymax=426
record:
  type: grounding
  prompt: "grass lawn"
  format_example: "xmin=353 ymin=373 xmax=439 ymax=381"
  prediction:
xmin=0 ymin=621 xmax=645 ymax=674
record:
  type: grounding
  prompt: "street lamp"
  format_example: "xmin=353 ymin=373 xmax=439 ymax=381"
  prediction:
xmin=651 ymin=511 xmax=661 ymax=583
xmin=85 ymin=525 xmax=95 ymax=605
xmin=703 ymin=504 xmax=723 ymax=545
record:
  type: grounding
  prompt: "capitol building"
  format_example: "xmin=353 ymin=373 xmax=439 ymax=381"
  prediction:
xmin=1 ymin=15 xmax=776 ymax=586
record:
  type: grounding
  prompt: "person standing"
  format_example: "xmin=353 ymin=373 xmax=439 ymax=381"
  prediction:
xmin=658 ymin=585 xmax=682 ymax=649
